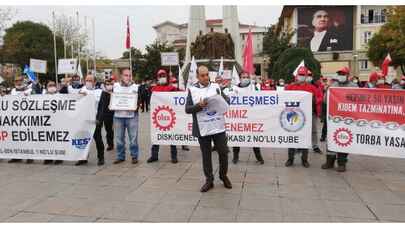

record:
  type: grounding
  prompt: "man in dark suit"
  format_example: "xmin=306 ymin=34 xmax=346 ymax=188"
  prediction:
xmin=303 ymin=10 xmax=343 ymax=52
xmin=185 ymin=65 xmax=232 ymax=193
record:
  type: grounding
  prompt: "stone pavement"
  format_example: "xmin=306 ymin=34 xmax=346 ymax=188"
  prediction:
xmin=1 ymin=112 xmax=405 ymax=222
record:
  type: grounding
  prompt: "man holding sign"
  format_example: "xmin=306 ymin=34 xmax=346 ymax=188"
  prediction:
xmin=111 ymin=68 xmax=140 ymax=164
xmin=185 ymin=65 xmax=232 ymax=193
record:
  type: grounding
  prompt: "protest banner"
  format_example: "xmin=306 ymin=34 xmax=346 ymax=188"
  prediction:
xmin=29 ymin=59 xmax=47 ymax=74
xmin=150 ymin=91 xmax=312 ymax=148
xmin=0 ymin=94 xmax=96 ymax=160
xmin=58 ymin=58 xmax=77 ymax=74
xmin=327 ymin=87 xmax=405 ymax=158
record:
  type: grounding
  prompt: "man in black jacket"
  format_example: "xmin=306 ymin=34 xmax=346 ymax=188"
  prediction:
xmin=100 ymin=79 xmax=115 ymax=151
xmin=185 ymin=65 xmax=232 ymax=193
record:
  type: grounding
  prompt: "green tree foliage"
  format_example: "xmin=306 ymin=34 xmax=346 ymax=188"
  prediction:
xmin=368 ymin=6 xmax=405 ymax=74
xmin=272 ymin=48 xmax=321 ymax=83
xmin=0 ymin=21 xmax=64 ymax=82
xmin=262 ymin=23 xmax=295 ymax=77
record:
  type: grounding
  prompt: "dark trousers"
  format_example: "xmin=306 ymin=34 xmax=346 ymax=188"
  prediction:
xmin=233 ymin=147 xmax=263 ymax=161
xmin=150 ymin=144 xmax=177 ymax=160
xmin=288 ymin=148 xmax=308 ymax=161
xmin=140 ymin=97 xmax=149 ymax=112
xmin=93 ymin=123 xmax=105 ymax=160
xmin=103 ymin=117 xmax=114 ymax=147
xmin=321 ymin=115 xmax=327 ymax=140
xmin=197 ymin=132 xmax=229 ymax=183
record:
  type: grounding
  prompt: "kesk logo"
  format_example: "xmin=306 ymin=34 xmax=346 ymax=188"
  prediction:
xmin=280 ymin=101 xmax=306 ymax=132
xmin=71 ymin=131 xmax=92 ymax=150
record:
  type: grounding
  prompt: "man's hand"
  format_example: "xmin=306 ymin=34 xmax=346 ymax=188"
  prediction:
xmin=198 ymin=98 xmax=208 ymax=108
xmin=79 ymin=91 xmax=87 ymax=96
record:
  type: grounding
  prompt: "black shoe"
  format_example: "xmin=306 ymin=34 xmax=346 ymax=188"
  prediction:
xmin=132 ymin=158 xmax=138 ymax=164
xmin=26 ymin=159 xmax=34 ymax=164
xmin=54 ymin=160 xmax=63 ymax=165
xmin=313 ymin=147 xmax=323 ymax=154
xmin=220 ymin=176 xmax=232 ymax=189
xmin=113 ymin=159 xmax=125 ymax=164
xmin=200 ymin=182 xmax=214 ymax=192
xmin=320 ymin=137 xmax=326 ymax=142
xmin=97 ymin=159 xmax=105 ymax=166
xmin=106 ymin=145 xmax=114 ymax=151
xmin=43 ymin=160 xmax=53 ymax=165
xmin=285 ymin=159 xmax=294 ymax=167
xmin=302 ymin=160 xmax=310 ymax=168
xmin=147 ymin=157 xmax=158 ymax=163
xmin=171 ymin=158 xmax=178 ymax=164
xmin=257 ymin=160 xmax=264 ymax=165
xmin=232 ymin=158 xmax=238 ymax=164
xmin=336 ymin=164 xmax=346 ymax=172
xmin=75 ymin=160 xmax=88 ymax=166
xmin=8 ymin=159 xmax=22 ymax=163
xmin=181 ymin=146 xmax=190 ymax=151
xmin=212 ymin=146 xmax=217 ymax=152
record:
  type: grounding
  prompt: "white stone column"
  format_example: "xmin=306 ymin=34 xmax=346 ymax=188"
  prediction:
xmin=223 ymin=5 xmax=242 ymax=65
xmin=185 ymin=5 xmax=206 ymax=65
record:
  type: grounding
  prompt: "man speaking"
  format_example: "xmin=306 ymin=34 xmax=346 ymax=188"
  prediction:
xmin=185 ymin=65 xmax=232 ymax=193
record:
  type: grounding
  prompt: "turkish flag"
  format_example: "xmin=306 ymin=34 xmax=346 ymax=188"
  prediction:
xmin=126 ymin=16 xmax=131 ymax=49
xmin=381 ymin=53 xmax=392 ymax=76
xmin=243 ymin=29 xmax=254 ymax=75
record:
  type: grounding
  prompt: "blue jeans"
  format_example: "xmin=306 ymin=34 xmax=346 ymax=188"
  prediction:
xmin=114 ymin=114 xmax=139 ymax=160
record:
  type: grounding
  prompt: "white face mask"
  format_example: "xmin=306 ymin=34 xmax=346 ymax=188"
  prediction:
xmin=297 ymin=76 xmax=306 ymax=82
xmin=400 ymin=80 xmax=405 ymax=85
xmin=47 ymin=87 xmax=57 ymax=94
xmin=377 ymin=79 xmax=385 ymax=85
xmin=105 ymin=85 xmax=113 ymax=91
xmin=279 ymin=82 xmax=285 ymax=86
xmin=353 ymin=80 xmax=359 ymax=84
xmin=305 ymin=77 xmax=313 ymax=82
xmin=337 ymin=75 xmax=347 ymax=83
xmin=240 ymin=78 xmax=251 ymax=87
xmin=158 ymin=77 xmax=167 ymax=85
xmin=85 ymin=82 xmax=94 ymax=90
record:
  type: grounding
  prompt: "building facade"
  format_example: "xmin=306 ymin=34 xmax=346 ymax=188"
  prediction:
xmin=279 ymin=5 xmax=393 ymax=81
xmin=153 ymin=19 xmax=268 ymax=77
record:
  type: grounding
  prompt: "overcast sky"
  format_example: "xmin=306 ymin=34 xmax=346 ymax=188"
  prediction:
xmin=8 ymin=5 xmax=282 ymax=59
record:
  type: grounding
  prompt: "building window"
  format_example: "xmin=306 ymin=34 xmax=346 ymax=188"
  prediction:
xmin=360 ymin=60 xmax=368 ymax=70
xmin=361 ymin=8 xmax=386 ymax=24
xmin=363 ymin=31 xmax=372 ymax=44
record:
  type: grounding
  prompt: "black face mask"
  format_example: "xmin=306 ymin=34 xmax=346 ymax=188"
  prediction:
xmin=71 ymin=80 xmax=82 ymax=88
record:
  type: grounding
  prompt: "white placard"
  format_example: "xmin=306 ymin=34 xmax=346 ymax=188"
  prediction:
xmin=109 ymin=93 xmax=138 ymax=111
xmin=58 ymin=58 xmax=77 ymax=74
xmin=0 ymin=94 xmax=96 ymax=161
xmin=29 ymin=59 xmax=47 ymax=74
xmin=161 ymin=52 xmax=179 ymax=66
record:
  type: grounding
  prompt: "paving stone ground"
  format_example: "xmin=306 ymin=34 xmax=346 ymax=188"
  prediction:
xmin=1 ymin=112 xmax=405 ymax=222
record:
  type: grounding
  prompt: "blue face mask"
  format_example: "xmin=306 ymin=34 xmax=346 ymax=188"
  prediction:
xmin=240 ymin=78 xmax=251 ymax=87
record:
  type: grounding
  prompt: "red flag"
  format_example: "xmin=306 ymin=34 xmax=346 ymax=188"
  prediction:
xmin=125 ymin=16 xmax=131 ymax=49
xmin=381 ymin=53 xmax=392 ymax=76
xmin=243 ymin=28 xmax=254 ymax=75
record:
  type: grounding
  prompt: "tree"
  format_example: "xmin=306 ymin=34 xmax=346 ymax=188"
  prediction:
xmin=1 ymin=21 xmax=64 ymax=82
xmin=121 ymin=47 xmax=148 ymax=79
xmin=368 ymin=6 xmax=405 ymax=74
xmin=143 ymin=41 xmax=175 ymax=80
xmin=0 ymin=7 xmax=16 ymax=41
xmin=262 ymin=23 xmax=295 ymax=77
xmin=272 ymin=47 xmax=321 ymax=83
